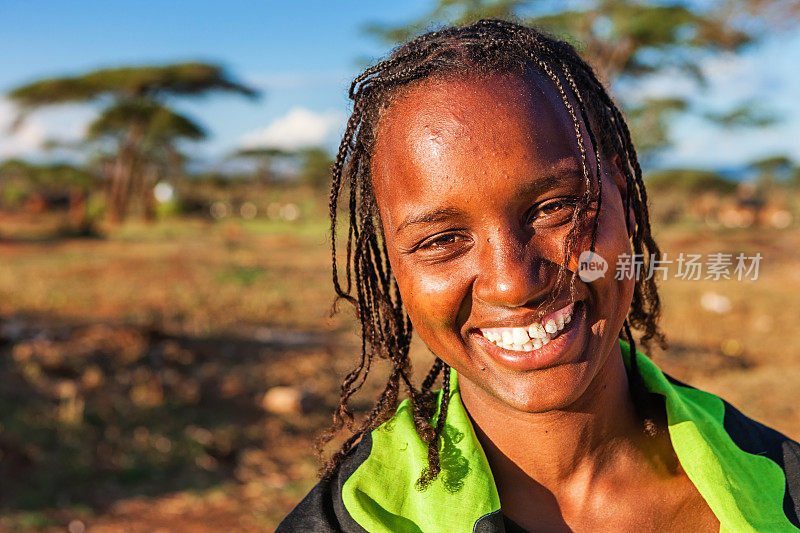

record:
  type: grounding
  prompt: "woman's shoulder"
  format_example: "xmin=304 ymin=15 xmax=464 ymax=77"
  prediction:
xmin=629 ymin=341 xmax=800 ymax=449
xmin=708 ymin=383 xmax=800 ymax=456
xmin=276 ymin=434 xmax=373 ymax=533
xmin=639 ymin=356 xmax=800 ymax=528
xmin=658 ymin=368 xmax=800 ymax=463
xmin=276 ymin=386 xmax=501 ymax=532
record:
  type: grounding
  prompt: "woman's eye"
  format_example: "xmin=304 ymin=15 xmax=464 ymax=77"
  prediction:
xmin=410 ymin=232 xmax=471 ymax=262
xmin=420 ymin=233 xmax=461 ymax=249
xmin=529 ymin=198 xmax=578 ymax=223
xmin=540 ymin=201 xmax=567 ymax=215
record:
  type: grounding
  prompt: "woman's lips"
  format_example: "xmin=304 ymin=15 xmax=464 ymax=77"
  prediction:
xmin=473 ymin=300 xmax=586 ymax=371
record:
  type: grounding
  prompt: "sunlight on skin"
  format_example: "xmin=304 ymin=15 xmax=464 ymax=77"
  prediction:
xmin=370 ymin=71 xmax=719 ymax=532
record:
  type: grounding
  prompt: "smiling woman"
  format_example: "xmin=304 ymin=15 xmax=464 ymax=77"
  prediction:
xmin=278 ymin=19 xmax=800 ymax=533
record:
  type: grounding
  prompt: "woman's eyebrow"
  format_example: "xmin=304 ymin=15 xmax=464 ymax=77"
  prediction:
xmin=517 ymin=155 xmax=586 ymax=193
xmin=395 ymin=206 xmax=463 ymax=234
xmin=519 ymin=170 xmax=583 ymax=197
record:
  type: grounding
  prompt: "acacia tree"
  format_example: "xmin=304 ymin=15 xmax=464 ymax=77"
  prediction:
xmin=297 ymin=147 xmax=334 ymax=189
xmin=8 ymin=63 xmax=257 ymax=222
xmin=231 ymin=147 xmax=290 ymax=187
xmin=748 ymin=154 xmax=796 ymax=191
xmin=364 ymin=0 xmax=799 ymax=159
xmin=87 ymin=101 xmax=205 ymax=220
xmin=231 ymin=146 xmax=335 ymax=190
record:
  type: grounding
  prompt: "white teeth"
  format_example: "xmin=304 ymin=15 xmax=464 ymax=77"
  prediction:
xmin=528 ymin=323 xmax=547 ymax=339
xmin=501 ymin=330 xmax=514 ymax=346
xmin=480 ymin=304 xmax=576 ymax=351
xmin=541 ymin=336 xmax=550 ymax=346
xmin=512 ymin=328 xmax=529 ymax=345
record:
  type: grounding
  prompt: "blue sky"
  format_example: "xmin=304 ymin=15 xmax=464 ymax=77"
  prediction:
xmin=1 ymin=0 xmax=798 ymax=171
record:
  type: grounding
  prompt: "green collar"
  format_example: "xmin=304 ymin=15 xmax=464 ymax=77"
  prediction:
xmin=343 ymin=364 xmax=500 ymax=532
xmin=341 ymin=340 xmax=797 ymax=532
xmin=623 ymin=340 xmax=796 ymax=532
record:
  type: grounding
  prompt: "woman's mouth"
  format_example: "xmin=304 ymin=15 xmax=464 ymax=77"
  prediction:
xmin=473 ymin=301 xmax=586 ymax=371
xmin=478 ymin=301 xmax=575 ymax=351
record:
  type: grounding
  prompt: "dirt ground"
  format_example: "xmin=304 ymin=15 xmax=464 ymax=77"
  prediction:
xmin=1 ymin=206 xmax=798 ymax=531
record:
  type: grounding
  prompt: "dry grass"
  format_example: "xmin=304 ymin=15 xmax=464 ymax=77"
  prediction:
xmin=0 ymin=200 xmax=798 ymax=531
xmin=650 ymin=224 xmax=800 ymax=436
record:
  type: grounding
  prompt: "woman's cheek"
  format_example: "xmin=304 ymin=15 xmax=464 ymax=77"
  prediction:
xmin=398 ymin=263 xmax=469 ymax=332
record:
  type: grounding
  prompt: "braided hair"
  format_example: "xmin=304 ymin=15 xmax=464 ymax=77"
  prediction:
xmin=318 ymin=19 xmax=666 ymax=489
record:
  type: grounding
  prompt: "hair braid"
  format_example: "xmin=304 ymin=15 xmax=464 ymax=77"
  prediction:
xmin=416 ymin=362 xmax=451 ymax=490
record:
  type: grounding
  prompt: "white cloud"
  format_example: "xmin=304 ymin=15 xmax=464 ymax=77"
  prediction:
xmin=617 ymin=31 xmax=800 ymax=168
xmin=664 ymin=114 xmax=800 ymax=168
xmin=0 ymin=98 xmax=94 ymax=160
xmin=240 ymin=107 xmax=345 ymax=151
xmin=0 ymin=98 xmax=47 ymax=158
xmin=657 ymin=34 xmax=800 ymax=168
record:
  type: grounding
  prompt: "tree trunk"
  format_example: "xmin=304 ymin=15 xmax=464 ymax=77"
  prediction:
xmin=107 ymin=156 xmax=127 ymax=224
xmin=68 ymin=189 xmax=90 ymax=234
xmin=107 ymin=123 xmax=144 ymax=224
xmin=141 ymin=163 xmax=159 ymax=222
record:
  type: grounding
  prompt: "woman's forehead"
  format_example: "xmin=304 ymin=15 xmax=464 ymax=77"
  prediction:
xmin=377 ymin=70 xmax=565 ymax=134
xmin=371 ymin=70 xmax=589 ymax=202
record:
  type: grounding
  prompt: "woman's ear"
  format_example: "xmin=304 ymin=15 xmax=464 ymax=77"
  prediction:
xmin=609 ymin=153 xmax=635 ymax=238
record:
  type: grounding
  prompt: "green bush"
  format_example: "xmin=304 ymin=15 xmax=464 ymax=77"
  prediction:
xmin=86 ymin=192 xmax=106 ymax=220
xmin=1 ymin=185 xmax=29 ymax=207
xmin=645 ymin=169 xmax=737 ymax=194
xmin=156 ymin=199 xmax=184 ymax=218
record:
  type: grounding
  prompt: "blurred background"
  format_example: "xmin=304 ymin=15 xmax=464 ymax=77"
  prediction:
xmin=1 ymin=0 xmax=799 ymax=530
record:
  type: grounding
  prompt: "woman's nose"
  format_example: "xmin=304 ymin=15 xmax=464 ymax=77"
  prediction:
xmin=472 ymin=232 xmax=555 ymax=308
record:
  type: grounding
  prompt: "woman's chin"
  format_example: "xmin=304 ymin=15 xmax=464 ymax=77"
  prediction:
xmin=462 ymin=360 xmax=596 ymax=415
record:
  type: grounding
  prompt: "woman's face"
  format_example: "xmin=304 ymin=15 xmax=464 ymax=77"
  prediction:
xmin=371 ymin=71 xmax=636 ymax=413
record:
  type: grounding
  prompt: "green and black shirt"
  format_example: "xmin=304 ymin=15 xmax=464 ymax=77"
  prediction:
xmin=278 ymin=340 xmax=800 ymax=532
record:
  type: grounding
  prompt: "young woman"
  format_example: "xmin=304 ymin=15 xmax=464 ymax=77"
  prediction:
xmin=278 ymin=19 xmax=800 ymax=532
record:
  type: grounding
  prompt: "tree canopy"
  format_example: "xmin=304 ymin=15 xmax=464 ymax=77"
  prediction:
xmin=9 ymin=63 xmax=256 ymax=109
xmin=364 ymin=0 xmax=799 ymax=158
xmin=7 ymin=62 xmax=258 ymax=222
